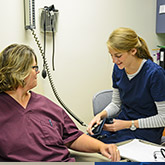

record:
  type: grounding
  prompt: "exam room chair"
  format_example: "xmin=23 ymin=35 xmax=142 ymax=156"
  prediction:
xmin=92 ymin=89 xmax=165 ymax=146
xmin=93 ymin=89 xmax=113 ymax=116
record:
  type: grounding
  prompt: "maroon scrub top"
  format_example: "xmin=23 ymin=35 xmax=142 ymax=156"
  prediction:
xmin=0 ymin=91 xmax=83 ymax=162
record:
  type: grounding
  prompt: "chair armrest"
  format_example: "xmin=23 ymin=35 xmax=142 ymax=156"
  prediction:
xmin=69 ymin=150 xmax=111 ymax=162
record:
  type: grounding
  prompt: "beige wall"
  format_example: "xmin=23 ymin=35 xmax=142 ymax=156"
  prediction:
xmin=0 ymin=0 xmax=164 ymax=132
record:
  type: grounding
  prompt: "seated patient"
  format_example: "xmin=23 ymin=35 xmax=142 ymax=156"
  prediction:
xmin=0 ymin=44 xmax=120 ymax=162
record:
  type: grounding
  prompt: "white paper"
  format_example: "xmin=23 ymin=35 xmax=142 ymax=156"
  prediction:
xmin=159 ymin=5 xmax=165 ymax=14
xmin=118 ymin=139 xmax=165 ymax=162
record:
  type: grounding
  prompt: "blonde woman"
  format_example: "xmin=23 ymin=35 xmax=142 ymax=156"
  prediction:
xmin=87 ymin=27 xmax=165 ymax=144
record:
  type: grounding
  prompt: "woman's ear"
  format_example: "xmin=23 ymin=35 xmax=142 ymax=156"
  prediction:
xmin=130 ymin=48 xmax=137 ymax=56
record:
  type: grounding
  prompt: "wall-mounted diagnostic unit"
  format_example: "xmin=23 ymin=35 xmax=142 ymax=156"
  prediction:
xmin=40 ymin=6 xmax=59 ymax=33
xmin=24 ymin=0 xmax=35 ymax=30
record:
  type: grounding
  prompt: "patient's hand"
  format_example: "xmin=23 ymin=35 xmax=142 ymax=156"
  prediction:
xmin=100 ymin=143 xmax=120 ymax=162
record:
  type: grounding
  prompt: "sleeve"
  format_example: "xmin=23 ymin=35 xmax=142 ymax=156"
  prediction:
xmin=105 ymin=65 xmax=122 ymax=117
xmin=138 ymin=101 xmax=165 ymax=128
xmin=138 ymin=68 xmax=165 ymax=128
xmin=62 ymin=111 xmax=84 ymax=144
xmin=150 ymin=68 xmax=165 ymax=101
xmin=105 ymin=88 xmax=122 ymax=117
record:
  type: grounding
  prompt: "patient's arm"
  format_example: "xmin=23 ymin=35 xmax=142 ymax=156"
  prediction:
xmin=66 ymin=134 xmax=120 ymax=162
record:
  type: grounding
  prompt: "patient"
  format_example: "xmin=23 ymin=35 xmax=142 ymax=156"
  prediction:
xmin=0 ymin=44 xmax=120 ymax=162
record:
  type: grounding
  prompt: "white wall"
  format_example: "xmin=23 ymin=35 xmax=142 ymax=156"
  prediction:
xmin=0 ymin=0 xmax=163 ymax=131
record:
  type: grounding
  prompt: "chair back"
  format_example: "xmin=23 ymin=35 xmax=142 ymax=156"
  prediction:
xmin=92 ymin=89 xmax=113 ymax=116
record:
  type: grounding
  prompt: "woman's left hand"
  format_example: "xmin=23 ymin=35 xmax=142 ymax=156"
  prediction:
xmin=103 ymin=119 xmax=130 ymax=132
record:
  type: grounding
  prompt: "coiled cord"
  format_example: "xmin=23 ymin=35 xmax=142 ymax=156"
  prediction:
xmin=31 ymin=29 xmax=87 ymax=127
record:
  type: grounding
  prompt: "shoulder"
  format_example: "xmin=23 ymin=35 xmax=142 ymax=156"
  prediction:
xmin=143 ymin=60 xmax=165 ymax=78
xmin=0 ymin=92 xmax=9 ymax=103
xmin=30 ymin=91 xmax=63 ymax=111
xmin=30 ymin=91 xmax=52 ymax=102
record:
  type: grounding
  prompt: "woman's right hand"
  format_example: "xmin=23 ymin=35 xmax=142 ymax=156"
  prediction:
xmin=87 ymin=110 xmax=108 ymax=135
xmin=87 ymin=114 xmax=102 ymax=135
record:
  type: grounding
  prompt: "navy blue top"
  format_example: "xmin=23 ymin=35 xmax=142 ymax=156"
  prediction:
xmin=101 ymin=60 xmax=165 ymax=144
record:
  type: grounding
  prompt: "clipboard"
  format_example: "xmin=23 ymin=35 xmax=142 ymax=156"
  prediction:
xmin=118 ymin=139 xmax=165 ymax=162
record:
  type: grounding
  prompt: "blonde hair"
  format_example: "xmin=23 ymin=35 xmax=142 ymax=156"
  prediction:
xmin=107 ymin=27 xmax=153 ymax=61
xmin=0 ymin=44 xmax=37 ymax=92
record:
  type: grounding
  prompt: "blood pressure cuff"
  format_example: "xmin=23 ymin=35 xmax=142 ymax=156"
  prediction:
xmin=89 ymin=117 xmax=113 ymax=140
